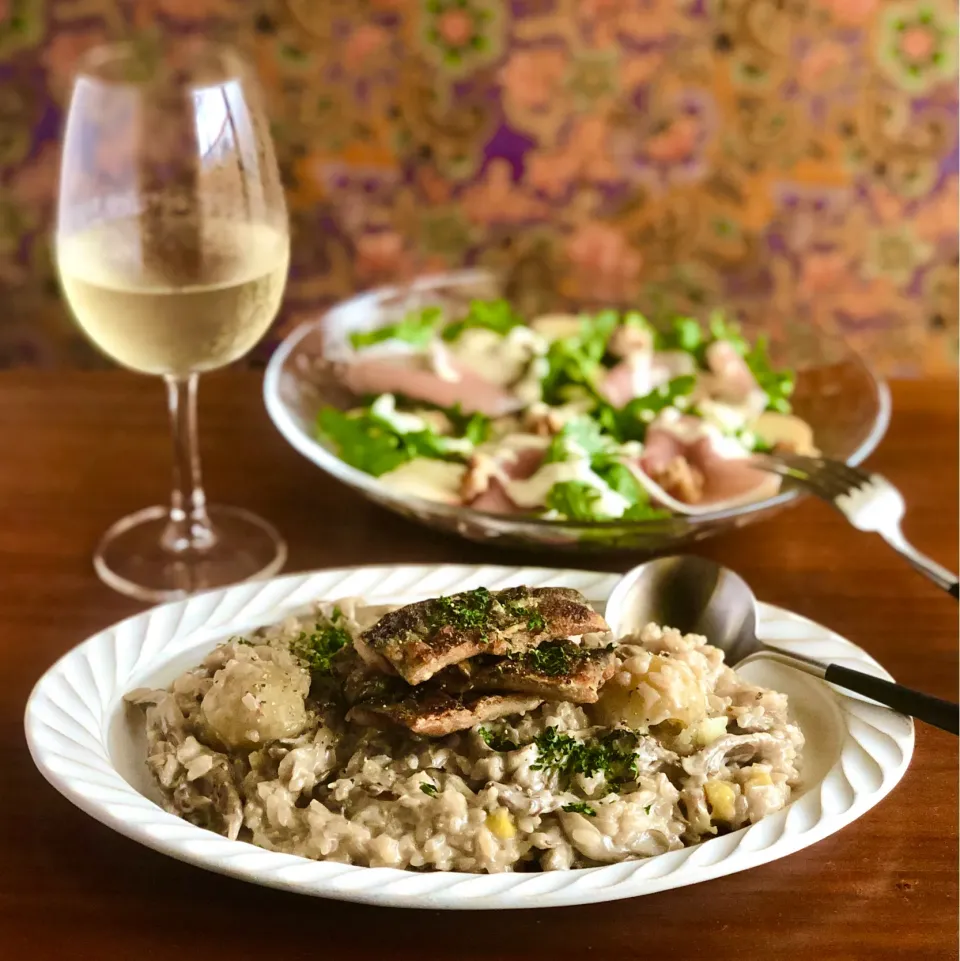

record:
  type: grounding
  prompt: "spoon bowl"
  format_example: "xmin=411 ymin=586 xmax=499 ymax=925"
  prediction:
xmin=605 ymin=555 xmax=959 ymax=734
xmin=604 ymin=555 xmax=763 ymax=667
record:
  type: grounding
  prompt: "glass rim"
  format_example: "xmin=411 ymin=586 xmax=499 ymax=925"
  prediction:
xmin=74 ymin=39 xmax=248 ymax=87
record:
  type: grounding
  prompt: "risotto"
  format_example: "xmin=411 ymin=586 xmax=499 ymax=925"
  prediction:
xmin=126 ymin=587 xmax=804 ymax=873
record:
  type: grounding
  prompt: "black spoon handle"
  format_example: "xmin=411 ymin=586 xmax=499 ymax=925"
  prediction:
xmin=824 ymin=664 xmax=959 ymax=735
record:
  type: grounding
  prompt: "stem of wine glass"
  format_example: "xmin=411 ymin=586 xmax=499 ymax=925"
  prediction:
xmin=161 ymin=373 xmax=216 ymax=554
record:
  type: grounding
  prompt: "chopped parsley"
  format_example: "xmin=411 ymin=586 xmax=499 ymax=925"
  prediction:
xmin=562 ymin=802 xmax=598 ymax=817
xmin=526 ymin=609 xmax=546 ymax=632
xmin=230 ymin=635 xmax=254 ymax=647
xmin=430 ymin=587 xmax=494 ymax=633
xmin=349 ymin=306 xmax=442 ymax=350
xmin=290 ymin=608 xmax=350 ymax=674
xmin=478 ymin=727 xmax=520 ymax=752
xmin=644 ymin=803 xmax=653 ymax=815
xmin=420 ymin=782 xmax=439 ymax=798
xmin=509 ymin=642 xmax=574 ymax=677
xmin=506 ymin=602 xmax=546 ymax=633
xmin=531 ymin=728 xmax=641 ymax=788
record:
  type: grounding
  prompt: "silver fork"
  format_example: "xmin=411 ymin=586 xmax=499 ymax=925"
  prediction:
xmin=754 ymin=453 xmax=959 ymax=599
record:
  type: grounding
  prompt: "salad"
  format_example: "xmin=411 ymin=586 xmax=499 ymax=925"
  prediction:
xmin=315 ymin=301 xmax=816 ymax=521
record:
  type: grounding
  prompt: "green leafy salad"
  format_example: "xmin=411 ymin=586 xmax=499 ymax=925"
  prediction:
xmin=315 ymin=300 xmax=811 ymax=521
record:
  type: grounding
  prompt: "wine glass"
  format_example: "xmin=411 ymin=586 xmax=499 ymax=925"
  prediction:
xmin=56 ymin=40 xmax=290 ymax=602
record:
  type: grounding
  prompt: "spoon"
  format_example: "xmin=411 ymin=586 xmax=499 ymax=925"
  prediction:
xmin=604 ymin=555 xmax=958 ymax=735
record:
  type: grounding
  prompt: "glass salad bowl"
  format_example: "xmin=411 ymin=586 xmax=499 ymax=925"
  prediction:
xmin=263 ymin=270 xmax=890 ymax=553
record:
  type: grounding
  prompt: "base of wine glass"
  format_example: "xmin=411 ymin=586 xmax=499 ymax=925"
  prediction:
xmin=94 ymin=504 xmax=287 ymax=604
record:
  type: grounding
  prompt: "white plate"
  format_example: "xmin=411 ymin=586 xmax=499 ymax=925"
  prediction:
xmin=25 ymin=564 xmax=913 ymax=910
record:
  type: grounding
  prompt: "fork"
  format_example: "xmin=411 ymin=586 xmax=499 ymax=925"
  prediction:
xmin=754 ymin=453 xmax=959 ymax=599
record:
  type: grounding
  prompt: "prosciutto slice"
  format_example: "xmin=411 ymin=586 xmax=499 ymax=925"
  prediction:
xmin=341 ymin=346 xmax=522 ymax=417
xmin=631 ymin=416 xmax=781 ymax=515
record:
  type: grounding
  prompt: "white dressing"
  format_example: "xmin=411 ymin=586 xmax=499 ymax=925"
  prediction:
xmin=653 ymin=407 xmax=750 ymax=460
xmin=370 ymin=394 xmax=430 ymax=434
xmin=506 ymin=457 xmax=632 ymax=517
xmin=448 ymin=326 xmax=547 ymax=387
xmin=370 ymin=394 xmax=473 ymax=456
xmin=378 ymin=459 xmax=467 ymax=504
xmin=753 ymin=411 xmax=818 ymax=455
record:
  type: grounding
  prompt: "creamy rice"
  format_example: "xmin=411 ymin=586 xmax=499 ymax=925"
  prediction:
xmin=126 ymin=597 xmax=804 ymax=873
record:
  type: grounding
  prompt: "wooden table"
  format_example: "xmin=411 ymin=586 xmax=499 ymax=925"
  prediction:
xmin=1 ymin=372 xmax=956 ymax=961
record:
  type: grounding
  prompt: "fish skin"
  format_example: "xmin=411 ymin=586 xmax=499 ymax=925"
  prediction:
xmin=347 ymin=691 xmax=543 ymax=736
xmin=362 ymin=586 xmax=608 ymax=685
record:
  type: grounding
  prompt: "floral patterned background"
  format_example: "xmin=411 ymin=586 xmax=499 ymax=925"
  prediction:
xmin=1 ymin=0 xmax=957 ymax=374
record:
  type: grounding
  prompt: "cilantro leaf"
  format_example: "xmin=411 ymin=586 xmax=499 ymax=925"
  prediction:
xmin=545 ymin=481 xmax=605 ymax=521
xmin=441 ymin=299 xmax=523 ymax=341
xmin=591 ymin=459 xmax=643 ymax=503
xmin=540 ymin=311 xmax=619 ymax=405
xmin=744 ymin=335 xmax=795 ymax=413
xmin=622 ymin=502 xmax=671 ymax=521
xmin=350 ymin=306 xmax=442 ymax=350
xmin=655 ymin=315 xmax=703 ymax=353
xmin=597 ymin=375 xmax=697 ymax=443
xmin=317 ymin=404 xmax=475 ymax=477
xmin=441 ymin=404 xmax=491 ymax=445
xmin=543 ymin=417 xmax=610 ymax=464
xmin=707 ymin=309 xmax=749 ymax=356
xmin=316 ymin=407 xmax=410 ymax=477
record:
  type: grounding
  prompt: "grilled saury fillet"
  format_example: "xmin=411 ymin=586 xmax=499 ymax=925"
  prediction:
xmin=362 ymin=586 xmax=608 ymax=685
xmin=436 ymin=642 xmax=617 ymax=704
xmin=346 ymin=691 xmax=544 ymax=737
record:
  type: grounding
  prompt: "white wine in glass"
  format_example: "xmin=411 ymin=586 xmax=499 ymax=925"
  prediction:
xmin=56 ymin=41 xmax=291 ymax=601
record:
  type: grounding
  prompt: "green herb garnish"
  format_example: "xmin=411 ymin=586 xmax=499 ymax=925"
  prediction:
xmin=505 ymin=601 xmax=547 ymax=633
xmin=431 ymin=587 xmax=494 ymax=633
xmin=562 ymin=802 xmax=598 ymax=817
xmin=290 ymin=607 xmax=350 ymax=674
xmin=350 ymin=306 xmax=442 ymax=350
xmin=596 ymin=376 xmax=697 ymax=443
xmin=420 ymin=782 xmax=439 ymax=798
xmin=441 ymin=405 xmax=491 ymax=446
xmin=545 ymin=481 xmax=605 ymax=521
xmin=478 ymin=727 xmax=520 ymax=752
xmin=441 ymin=299 xmax=523 ymax=341
xmin=744 ymin=335 xmax=795 ymax=413
xmin=543 ymin=417 xmax=610 ymax=464
xmin=643 ymin=803 xmax=653 ymax=815
xmin=508 ymin=642 xmax=573 ymax=677
xmin=539 ymin=311 xmax=618 ymax=405
xmin=316 ymin=405 xmax=471 ymax=477
xmin=526 ymin=609 xmax=546 ymax=632
xmin=531 ymin=728 xmax=641 ymax=788
xmin=655 ymin=315 xmax=704 ymax=353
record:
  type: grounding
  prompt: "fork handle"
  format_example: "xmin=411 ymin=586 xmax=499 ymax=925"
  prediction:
xmin=883 ymin=532 xmax=959 ymax=599
xmin=824 ymin=664 xmax=959 ymax=735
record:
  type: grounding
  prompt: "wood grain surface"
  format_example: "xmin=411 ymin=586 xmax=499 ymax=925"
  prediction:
xmin=1 ymin=372 xmax=956 ymax=961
